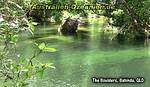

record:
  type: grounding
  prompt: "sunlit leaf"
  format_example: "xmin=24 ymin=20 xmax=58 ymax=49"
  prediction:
xmin=38 ymin=43 xmax=46 ymax=50
xmin=38 ymin=43 xmax=57 ymax=52
xmin=32 ymin=22 xmax=38 ymax=25
xmin=43 ymin=47 xmax=57 ymax=52
xmin=41 ymin=63 xmax=55 ymax=69
xmin=49 ymin=66 xmax=56 ymax=69
xmin=21 ymin=69 xmax=28 ymax=72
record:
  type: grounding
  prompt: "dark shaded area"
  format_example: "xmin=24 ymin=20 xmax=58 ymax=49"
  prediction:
xmin=26 ymin=10 xmax=43 ymax=22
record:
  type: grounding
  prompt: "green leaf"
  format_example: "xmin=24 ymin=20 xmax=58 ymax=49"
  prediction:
xmin=21 ymin=69 xmax=29 ymax=72
xmin=43 ymin=47 xmax=57 ymax=52
xmin=32 ymin=22 xmax=38 ymax=25
xmin=21 ymin=81 xmax=29 ymax=87
xmin=38 ymin=69 xmax=44 ymax=77
xmin=41 ymin=63 xmax=55 ymax=69
xmin=38 ymin=43 xmax=57 ymax=52
xmin=38 ymin=43 xmax=46 ymax=50
xmin=11 ymin=35 xmax=18 ymax=43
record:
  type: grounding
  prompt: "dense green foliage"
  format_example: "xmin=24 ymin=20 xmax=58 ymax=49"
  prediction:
xmin=0 ymin=0 xmax=150 ymax=86
xmin=106 ymin=0 xmax=149 ymax=42
xmin=111 ymin=0 xmax=150 ymax=41
xmin=88 ymin=0 xmax=150 ymax=42
xmin=0 ymin=0 xmax=55 ymax=87
xmin=28 ymin=0 xmax=150 ymax=42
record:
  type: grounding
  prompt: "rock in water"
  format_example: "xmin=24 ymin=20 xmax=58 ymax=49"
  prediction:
xmin=58 ymin=17 xmax=78 ymax=35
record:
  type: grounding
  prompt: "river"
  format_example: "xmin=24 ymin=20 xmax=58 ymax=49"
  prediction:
xmin=17 ymin=19 xmax=150 ymax=87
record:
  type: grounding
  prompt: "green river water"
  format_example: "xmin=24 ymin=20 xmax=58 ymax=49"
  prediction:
xmin=16 ymin=20 xmax=150 ymax=87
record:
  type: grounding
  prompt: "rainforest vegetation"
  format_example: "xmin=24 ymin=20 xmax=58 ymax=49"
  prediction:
xmin=0 ymin=0 xmax=150 ymax=87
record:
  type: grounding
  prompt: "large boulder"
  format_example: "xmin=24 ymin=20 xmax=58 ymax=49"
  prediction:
xmin=58 ymin=17 xmax=79 ymax=35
